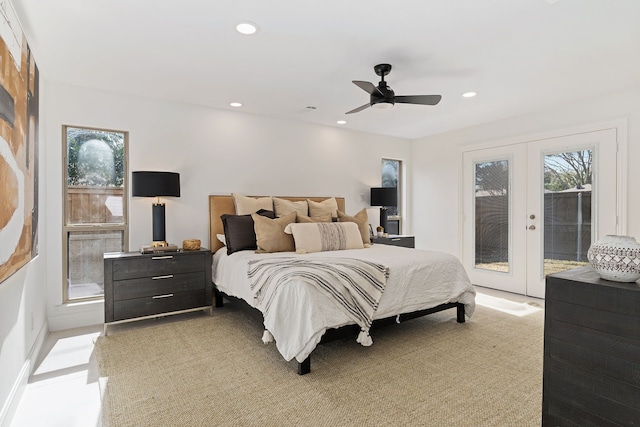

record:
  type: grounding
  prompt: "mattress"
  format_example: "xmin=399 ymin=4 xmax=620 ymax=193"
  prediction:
xmin=212 ymin=244 xmax=476 ymax=362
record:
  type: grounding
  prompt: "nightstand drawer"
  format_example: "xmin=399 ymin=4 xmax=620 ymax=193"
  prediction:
xmin=112 ymin=254 xmax=204 ymax=280
xmin=113 ymin=290 xmax=207 ymax=320
xmin=113 ymin=271 xmax=205 ymax=300
xmin=372 ymin=235 xmax=415 ymax=248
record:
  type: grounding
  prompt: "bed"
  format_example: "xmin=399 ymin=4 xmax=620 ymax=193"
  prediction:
xmin=208 ymin=195 xmax=476 ymax=374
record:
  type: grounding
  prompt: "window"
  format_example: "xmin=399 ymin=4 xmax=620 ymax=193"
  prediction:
xmin=381 ymin=158 xmax=402 ymax=234
xmin=63 ymin=126 xmax=128 ymax=302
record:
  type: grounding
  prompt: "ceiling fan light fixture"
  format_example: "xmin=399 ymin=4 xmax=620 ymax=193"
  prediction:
xmin=371 ymin=99 xmax=394 ymax=109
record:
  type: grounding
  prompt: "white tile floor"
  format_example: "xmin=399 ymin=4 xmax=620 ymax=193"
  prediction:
xmin=8 ymin=287 xmax=544 ymax=427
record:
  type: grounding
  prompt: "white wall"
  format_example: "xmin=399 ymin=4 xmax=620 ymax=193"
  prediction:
xmin=0 ymin=94 xmax=47 ymax=427
xmin=411 ymin=86 xmax=640 ymax=256
xmin=44 ymin=82 xmax=411 ymax=330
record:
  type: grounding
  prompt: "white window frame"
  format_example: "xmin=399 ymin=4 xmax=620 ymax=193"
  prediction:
xmin=62 ymin=125 xmax=129 ymax=303
xmin=382 ymin=158 xmax=403 ymax=234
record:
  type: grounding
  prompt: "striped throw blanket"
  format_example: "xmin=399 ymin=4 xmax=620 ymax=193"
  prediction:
xmin=248 ymin=257 xmax=389 ymax=343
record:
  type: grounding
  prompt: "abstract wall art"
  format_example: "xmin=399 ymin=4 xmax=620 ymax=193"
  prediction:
xmin=0 ymin=3 xmax=39 ymax=285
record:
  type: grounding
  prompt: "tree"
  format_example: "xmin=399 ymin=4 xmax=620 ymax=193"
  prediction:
xmin=381 ymin=159 xmax=398 ymax=188
xmin=475 ymin=160 xmax=508 ymax=196
xmin=67 ymin=128 xmax=125 ymax=186
xmin=544 ymin=150 xmax=592 ymax=192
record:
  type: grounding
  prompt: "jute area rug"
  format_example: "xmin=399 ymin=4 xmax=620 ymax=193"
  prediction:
xmin=94 ymin=302 xmax=543 ymax=427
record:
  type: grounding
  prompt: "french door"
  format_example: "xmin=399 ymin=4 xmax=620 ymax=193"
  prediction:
xmin=462 ymin=129 xmax=619 ymax=298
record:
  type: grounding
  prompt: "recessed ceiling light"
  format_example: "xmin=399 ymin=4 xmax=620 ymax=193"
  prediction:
xmin=337 ymin=120 xmax=346 ymax=125
xmin=462 ymin=92 xmax=477 ymax=98
xmin=236 ymin=22 xmax=258 ymax=35
xmin=230 ymin=102 xmax=242 ymax=107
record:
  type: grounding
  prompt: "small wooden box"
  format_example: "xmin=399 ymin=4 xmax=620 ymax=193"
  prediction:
xmin=182 ymin=239 xmax=201 ymax=251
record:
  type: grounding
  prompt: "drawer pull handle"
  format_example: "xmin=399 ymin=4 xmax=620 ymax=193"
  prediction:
xmin=391 ymin=238 xmax=401 ymax=241
xmin=152 ymin=255 xmax=174 ymax=260
xmin=152 ymin=293 xmax=174 ymax=299
xmin=152 ymin=274 xmax=174 ymax=280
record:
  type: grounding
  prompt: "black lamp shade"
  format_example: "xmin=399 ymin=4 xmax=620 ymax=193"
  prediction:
xmin=370 ymin=187 xmax=397 ymax=207
xmin=132 ymin=171 xmax=180 ymax=197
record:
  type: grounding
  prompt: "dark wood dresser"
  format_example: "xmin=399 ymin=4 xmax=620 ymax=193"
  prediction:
xmin=104 ymin=248 xmax=212 ymax=334
xmin=371 ymin=235 xmax=415 ymax=248
xmin=543 ymin=266 xmax=640 ymax=426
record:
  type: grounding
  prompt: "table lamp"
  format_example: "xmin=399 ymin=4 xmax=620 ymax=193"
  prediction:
xmin=132 ymin=171 xmax=180 ymax=248
xmin=370 ymin=187 xmax=397 ymax=234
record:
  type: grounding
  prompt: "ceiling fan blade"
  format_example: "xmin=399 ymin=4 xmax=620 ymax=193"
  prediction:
xmin=394 ymin=95 xmax=442 ymax=105
xmin=345 ymin=103 xmax=371 ymax=114
xmin=352 ymin=80 xmax=380 ymax=95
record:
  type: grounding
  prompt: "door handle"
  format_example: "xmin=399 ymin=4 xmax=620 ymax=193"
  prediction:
xmin=528 ymin=225 xmax=536 ymax=230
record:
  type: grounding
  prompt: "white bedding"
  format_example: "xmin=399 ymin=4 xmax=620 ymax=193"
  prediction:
xmin=212 ymin=244 xmax=476 ymax=363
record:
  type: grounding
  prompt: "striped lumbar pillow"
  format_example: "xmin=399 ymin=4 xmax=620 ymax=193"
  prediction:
xmin=284 ymin=222 xmax=364 ymax=254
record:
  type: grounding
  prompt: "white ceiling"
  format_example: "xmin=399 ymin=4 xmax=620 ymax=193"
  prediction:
xmin=12 ymin=0 xmax=640 ymax=139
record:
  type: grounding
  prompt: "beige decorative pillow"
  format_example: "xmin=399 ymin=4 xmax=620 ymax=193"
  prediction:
xmin=232 ymin=193 xmax=273 ymax=215
xmin=252 ymin=212 xmax=296 ymax=253
xmin=307 ymin=197 xmax=339 ymax=218
xmin=273 ymin=197 xmax=308 ymax=217
xmin=337 ymin=209 xmax=372 ymax=245
xmin=284 ymin=222 xmax=364 ymax=254
xmin=297 ymin=213 xmax=332 ymax=223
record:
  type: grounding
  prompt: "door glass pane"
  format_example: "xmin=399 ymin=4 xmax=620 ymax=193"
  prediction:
xmin=543 ymin=150 xmax=592 ymax=276
xmin=67 ymin=230 xmax=124 ymax=300
xmin=474 ymin=160 xmax=509 ymax=272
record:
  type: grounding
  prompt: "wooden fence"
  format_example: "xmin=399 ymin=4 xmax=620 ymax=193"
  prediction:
xmin=475 ymin=191 xmax=591 ymax=263
xmin=66 ymin=186 xmax=124 ymax=298
xmin=67 ymin=186 xmax=123 ymax=224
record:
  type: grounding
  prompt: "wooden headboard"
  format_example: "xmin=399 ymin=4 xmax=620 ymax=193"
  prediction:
xmin=208 ymin=195 xmax=346 ymax=253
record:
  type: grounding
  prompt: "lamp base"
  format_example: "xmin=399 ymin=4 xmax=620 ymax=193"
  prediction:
xmin=379 ymin=207 xmax=389 ymax=233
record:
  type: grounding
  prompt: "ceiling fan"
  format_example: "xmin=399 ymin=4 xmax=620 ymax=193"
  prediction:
xmin=346 ymin=64 xmax=442 ymax=114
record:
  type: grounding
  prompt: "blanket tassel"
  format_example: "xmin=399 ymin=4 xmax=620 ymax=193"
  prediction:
xmin=356 ymin=330 xmax=373 ymax=346
xmin=262 ymin=329 xmax=274 ymax=344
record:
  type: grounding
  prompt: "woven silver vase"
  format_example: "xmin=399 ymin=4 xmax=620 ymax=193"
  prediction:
xmin=587 ymin=235 xmax=640 ymax=282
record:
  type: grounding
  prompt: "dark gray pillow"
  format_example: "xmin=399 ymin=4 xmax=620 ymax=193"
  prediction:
xmin=221 ymin=209 xmax=275 ymax=255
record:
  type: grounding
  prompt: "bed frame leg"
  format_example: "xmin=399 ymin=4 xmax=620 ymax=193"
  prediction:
xmin=214 ymin=288 xmax=224 ymax=308
xmin=456 ymin=303 xmax=465 ymax=323
xmin=298 ymin=357 xmax=311 ymax=375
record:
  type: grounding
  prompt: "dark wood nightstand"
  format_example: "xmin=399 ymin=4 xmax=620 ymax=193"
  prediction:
xmin=371 ymin=235 xmax=415 ymax=248
xmin=103 ymin=248 xmax=212 ymax=334
xmin=543 ymin=266 xmax=640 ymax=425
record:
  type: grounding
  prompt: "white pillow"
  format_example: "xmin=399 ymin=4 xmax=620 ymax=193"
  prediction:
xmin=273 ymin=197 xmax=308 ymax=217
xmin=216 ymin=234 xmax=226 ymax=245
xmin=232 ymin=193 xmax=273 ymax=215
xmin=307 ymin=197 xmax=339 ymax=218
xmin=284 ymin=222 xmax=364 ymax=254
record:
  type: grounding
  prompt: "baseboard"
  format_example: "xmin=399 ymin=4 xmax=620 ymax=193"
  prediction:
xmin=0 ymin=321 xmax=48 ymax=427
xmin=48 ymin=301 xmax=104 ymax=331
